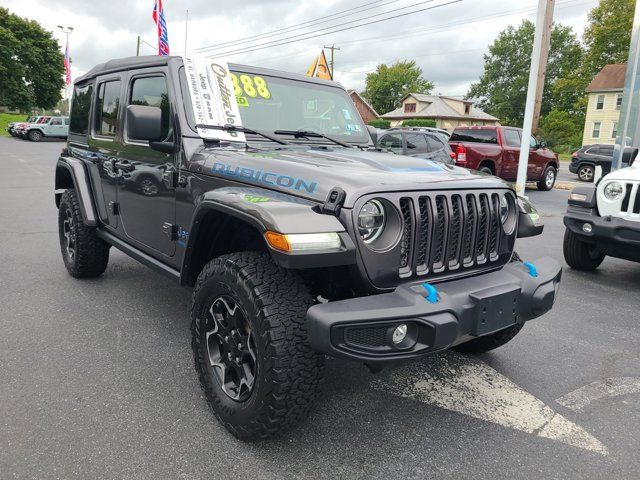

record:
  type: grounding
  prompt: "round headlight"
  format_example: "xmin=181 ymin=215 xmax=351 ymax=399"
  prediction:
xmin=604 ymin=181 xmax=624 ymax=200
xmin=358 ymin=200 xmax=386 ymax=243
xmin=500 ymin=194 xmax=510 ymax=224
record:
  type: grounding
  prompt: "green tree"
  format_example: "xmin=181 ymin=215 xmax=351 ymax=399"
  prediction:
xmin=362 ymin=60 xmax=434 ymax=115
xmin=466 ymin=20 xmax=583 ymax=126
xmin=538 ymin=108 xmax=584 ymax=149
xmin=0 ymin=7 xmax=64 ymax=110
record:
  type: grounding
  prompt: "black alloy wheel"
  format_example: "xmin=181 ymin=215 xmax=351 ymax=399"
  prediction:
xmin=62 ymin=207 xmax=77 ymax=262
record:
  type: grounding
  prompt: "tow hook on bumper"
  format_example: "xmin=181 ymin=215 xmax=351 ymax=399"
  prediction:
xmin=306 ymin=257 xmax=562 ymax=363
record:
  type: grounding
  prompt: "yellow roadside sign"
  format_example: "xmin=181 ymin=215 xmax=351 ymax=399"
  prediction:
xmin=305 ymin=49 xmax=332 ymax=80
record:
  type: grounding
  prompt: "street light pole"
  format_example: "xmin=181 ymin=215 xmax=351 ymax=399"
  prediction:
xmin=57 ymin=25 xmax=74 ymax=115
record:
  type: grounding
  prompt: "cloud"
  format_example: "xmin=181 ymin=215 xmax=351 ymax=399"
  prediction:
xmin=3 ymin=0 xmax=596 ymax=100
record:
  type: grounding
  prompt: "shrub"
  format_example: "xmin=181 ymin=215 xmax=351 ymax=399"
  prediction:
xmin=367 ymin=119 xmax=391 ymax=129
xmin=402 ymin=119 xmax=437 ymax=128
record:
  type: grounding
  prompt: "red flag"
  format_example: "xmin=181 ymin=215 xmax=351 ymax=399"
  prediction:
xmin=152 ymin=0 xmax=170 ymax=56
xmin=64 ymin=42 xmax=71 ymax=85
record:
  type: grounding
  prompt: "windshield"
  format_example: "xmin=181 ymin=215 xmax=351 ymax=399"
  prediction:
xmin=229 ymin=70 xmax=368 ymax=144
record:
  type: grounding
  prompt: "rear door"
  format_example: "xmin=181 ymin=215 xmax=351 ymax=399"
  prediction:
xmin=501 ymin=128 xmax=521 ymax=180
xmin=115 ymin=69 xmax=177 ymax=257
xmin=48 ymin=117 xmax=67 ymax=137
xmin=405 ymin=133 xmax=431 ymax=159
xmin=595 ymin=145 xmax=614 ymax=172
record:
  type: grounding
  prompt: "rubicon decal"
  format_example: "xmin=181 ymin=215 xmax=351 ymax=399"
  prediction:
xmin=211 ymin=162 xmax=318 ymax=194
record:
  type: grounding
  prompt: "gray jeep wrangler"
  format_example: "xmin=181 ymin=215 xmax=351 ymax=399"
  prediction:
xmin=55 ymin=55 xmax=561 ymax=440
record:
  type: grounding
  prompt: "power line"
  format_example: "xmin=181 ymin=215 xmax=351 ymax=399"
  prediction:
xmin=203 ymin=0 xmax=461 ymax=58
xmin=191 ymin=0 xmax=399 ymax=52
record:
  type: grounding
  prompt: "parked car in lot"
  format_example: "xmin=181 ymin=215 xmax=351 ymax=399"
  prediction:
xmin=11 ymin=116 xmax=49 ymax=137
xmin=6 ymin=115 xmax=38 ymax=136
xmin=55 ymin=55 xmax=561 ymax=441
xmin=449 ymin=126 xmax=560 ymax=191
xmin=376 ymin=127 xmax=455 ymax=164
xmin=564 ymin=150 xmax=640 ymax=270
xmin=21 ymin=116 xmax=69 ymax=141
xmin=569 ymin=144 xmax=639 ymax=182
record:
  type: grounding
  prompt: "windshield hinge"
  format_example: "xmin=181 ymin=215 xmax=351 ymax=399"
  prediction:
xmin=321 ymin=187 xmax=346 ymax=217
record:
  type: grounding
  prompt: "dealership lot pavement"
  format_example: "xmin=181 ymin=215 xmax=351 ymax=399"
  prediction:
xmin=1 ymin=137 xmax=639 ymax=479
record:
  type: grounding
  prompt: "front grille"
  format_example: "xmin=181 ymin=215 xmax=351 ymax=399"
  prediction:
xmin=620 ymin=182 xmax=640 ymax=217
xmin=397 ymin=191 xmax=511 ymax=278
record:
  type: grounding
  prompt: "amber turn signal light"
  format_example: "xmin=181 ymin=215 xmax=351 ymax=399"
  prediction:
xmin=265 ymin=231 xmax=291 ymax=252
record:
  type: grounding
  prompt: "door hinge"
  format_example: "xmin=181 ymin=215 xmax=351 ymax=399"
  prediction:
xmin=109 ymin=201 xmax=120 ymax=215
xmin=162 ymin=222 xmax=179 ymax=240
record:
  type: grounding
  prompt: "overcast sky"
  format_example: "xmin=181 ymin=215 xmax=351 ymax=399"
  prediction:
xmin=3 ymin=0 xmax=598 ymax=102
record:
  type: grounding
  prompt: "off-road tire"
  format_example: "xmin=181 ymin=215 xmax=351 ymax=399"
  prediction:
xmin=58 ymin=189 xmax=110 ymax=278
xmin=453 ymin=250 xmax=524 ymax=354
xmin=28 ymin=130 xmax=43 ymax=142
xmin=191 ymin=252 xmax=324 ymax=441
xmin=563 ymin=228 xmax=605 ymax=271
xmin=537 ymin=165 xmax=557 ymax=191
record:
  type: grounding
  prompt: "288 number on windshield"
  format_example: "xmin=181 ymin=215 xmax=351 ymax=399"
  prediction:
xmin=230 ymin=74 xmax=271 ymax=99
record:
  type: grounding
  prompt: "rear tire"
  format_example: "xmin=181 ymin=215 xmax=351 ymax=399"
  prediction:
xmin=537 ymin=165 xmax=557 ymax=191
xmin=563 ymin=228 xmax=605 ymax=271
xmin=28 ymin=130 xmax=42 ymax=142
xmin=58 ymin=190 xmax=110 ymax=278
xmin=479 ymin=165 xmax=493 ymax=175
xmin=191 ymin=252 xmax=324 ymax=441
xmin=577 ymin=164 xmax=595 ymax=182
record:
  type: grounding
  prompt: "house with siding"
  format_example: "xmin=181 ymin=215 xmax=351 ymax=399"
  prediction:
xmin=582 ymin=64 xmax=626 ymax=146
xmin=380 ymin=93 xmax=499 ymax=131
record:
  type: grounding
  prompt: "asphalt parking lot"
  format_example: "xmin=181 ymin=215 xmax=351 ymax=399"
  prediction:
xmin=1 ymin=136 xmax=639 ymax=480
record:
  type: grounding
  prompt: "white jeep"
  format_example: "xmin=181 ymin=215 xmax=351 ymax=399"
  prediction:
xmin=563 ymin=150 xmax=640 ymax=270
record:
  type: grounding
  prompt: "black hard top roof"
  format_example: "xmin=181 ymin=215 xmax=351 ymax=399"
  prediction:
xmin=74 ymin=55 xmax=343 ymax=89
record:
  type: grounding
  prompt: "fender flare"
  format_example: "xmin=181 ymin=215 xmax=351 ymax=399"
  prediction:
xmin=55 ymin=157 xmax=98 ymax=226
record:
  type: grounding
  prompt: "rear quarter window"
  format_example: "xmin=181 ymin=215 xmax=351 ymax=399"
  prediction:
xmin=450 ymin=128 xmax=498 ymax=144
xmin=70 ymin=84 xmax=93 ymax=135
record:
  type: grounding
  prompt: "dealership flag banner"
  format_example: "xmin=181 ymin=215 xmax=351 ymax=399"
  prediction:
xmin=183 ymin=57 xmax=245 ymax=142
xmin=152 ymin=0 xmax=170 ymax=55
xmin=64 ymin=42 xmax=71 ymax=85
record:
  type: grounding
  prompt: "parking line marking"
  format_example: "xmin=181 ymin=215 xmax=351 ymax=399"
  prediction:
xmin=370 ymin=353 xmax=608 ymax=455
xmin=556 ymin=377 xmax=640 ymax=413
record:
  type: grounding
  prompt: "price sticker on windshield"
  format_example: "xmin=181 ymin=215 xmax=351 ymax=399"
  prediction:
xmin=230 ymin=73 xmax=272 ymax=103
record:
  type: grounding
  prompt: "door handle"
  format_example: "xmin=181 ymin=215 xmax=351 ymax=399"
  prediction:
xmin=114 ymin=160 xmax=134 ymax=172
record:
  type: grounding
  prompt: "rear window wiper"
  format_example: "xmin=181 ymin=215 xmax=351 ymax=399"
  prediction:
xmin=195 ymin=124 xmax=290 ymax=145
xmin=274 ymin=129 xmax=354 ymax=148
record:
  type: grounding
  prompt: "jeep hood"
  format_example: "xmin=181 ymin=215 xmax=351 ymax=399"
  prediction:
xmin=190 ymin=145 xmax=511 ymax=208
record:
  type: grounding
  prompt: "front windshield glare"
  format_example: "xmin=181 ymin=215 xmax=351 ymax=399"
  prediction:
xmin=229 ymin=71 xmax=368 ymax=143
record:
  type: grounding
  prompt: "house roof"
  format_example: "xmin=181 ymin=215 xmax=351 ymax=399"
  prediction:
xmin=586 ymin=64 xmax=627 ymax=92
xmin=380 ymin=93 xmax=498 ymax=121
xmin=348 ymin=90 xmax=380 ymax=117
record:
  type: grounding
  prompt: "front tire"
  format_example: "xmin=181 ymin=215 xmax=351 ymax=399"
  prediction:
xmin=58 ymin=190 xmax=110 ymax=278
xmin=537 ymin=165 xmax=557 ymax=191
xmin=563 ymin=228 xmax=605 ymax=271
xmin=28 ymin=130 xmax=42 ymax=142
xmin=191 ymin=252 xmax=324 ymax=441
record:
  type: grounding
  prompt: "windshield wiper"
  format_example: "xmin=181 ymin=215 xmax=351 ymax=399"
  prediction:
xmin=195 ymin=124 xmax=290 ymax=145
xmin=273 ymin=129 xmax=354 ymax=148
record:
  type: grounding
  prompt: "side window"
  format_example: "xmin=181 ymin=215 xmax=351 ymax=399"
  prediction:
xmin=504 ymin=129 xmax=521 ymax=147
xmin=406 ymin=133 xmax=428 ymax=154
xmin=379 ymin=133 xmax=403 ymax=154
xmin=70 ymin=84 xmax=93 ymax=135
xmin=425 ymin=134 xmax=445 ymax=152
xmin=51 ymin=118 xmax=63 ymax=126
xmin=128 ymin=76 xmax=171 ymax=141
xmin=95 ymin=80 xmax=121 ymax=137
xmin=599 ymin=146 xmax=614 ymax=157
xmin=529 ymin=136 xmax=538 ymax=148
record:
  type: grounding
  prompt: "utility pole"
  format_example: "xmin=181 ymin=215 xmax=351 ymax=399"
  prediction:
xmin=612 ymin=0 xmax=640 ymax=171
xmin=323 ymin=44 xmax=340 ymax=79
xmin=136 ymin=35 xmax=141 ymax=56
xmin=57 ymin=25 xmax=74 ymax=115
xmin=531 ymin=0 xmax=555 ymax=134
xmin=184 ymin=10 xmax=189 ymax=57
xmin=515 ymin=0 xmax=554 ymax=196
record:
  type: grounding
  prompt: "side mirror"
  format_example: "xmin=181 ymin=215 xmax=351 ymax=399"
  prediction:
xmin=516 ymin=196 xmax=544 ymax=238
xmin=126 ymin=105 xmax=162 ymax=141
xmin=539 ymin=140 xmax=547 ymax=149
xmin=367 ymin=125 xmax=378 ymax=146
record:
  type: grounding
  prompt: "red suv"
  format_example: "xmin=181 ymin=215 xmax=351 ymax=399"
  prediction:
xmin=449 ymin=126 xmax=559 ymax=191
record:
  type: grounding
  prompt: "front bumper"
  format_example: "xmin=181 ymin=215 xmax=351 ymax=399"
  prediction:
xmin=307 ymin=257 xmax=562 ymax=363
xmin=564 ymin=206 xmax=640 ymax=260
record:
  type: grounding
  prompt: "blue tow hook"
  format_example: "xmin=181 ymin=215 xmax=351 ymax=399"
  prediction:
xmin=523 ymin=261 xmax=538 ymax=277
xmin=422 ymin=282 xmax=438 ymax=303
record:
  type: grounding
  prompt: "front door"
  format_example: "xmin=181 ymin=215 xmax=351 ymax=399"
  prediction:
xmin=116 ymin=71 xmax=176 ymax=257
xmin=501 ymin=128 xmax=521 ymax=180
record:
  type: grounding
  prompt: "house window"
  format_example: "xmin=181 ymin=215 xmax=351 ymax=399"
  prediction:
xmin=612 ymin=122 xmax=618 ymax=139
xmin=595 ymin=94 xmax=605 ymax=110
xmin=616 ymin=94 xmax=623 ymax=110
xmin=464 ymin=104 xmax=471 ymax=115
xmin=592 ymin=121 xmax=601 ymax=138
xmin=404 ymin=103 xmax=416 ymax=113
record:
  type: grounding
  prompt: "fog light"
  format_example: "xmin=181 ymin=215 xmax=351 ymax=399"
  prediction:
xmin=392 ymin=324 xmax=408 ymax=344
xmin=582 ymin=223 xmax=593 ymax=233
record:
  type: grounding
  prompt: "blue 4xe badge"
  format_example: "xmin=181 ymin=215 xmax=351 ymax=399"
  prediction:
xmin=177 ymin=228 xmax=189 ymax=247
xmin=212 ymin=162 xmax=318 ymax=194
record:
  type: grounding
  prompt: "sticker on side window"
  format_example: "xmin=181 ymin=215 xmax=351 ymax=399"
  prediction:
xmin=184 ymin=56 xmax=245 ymax=142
